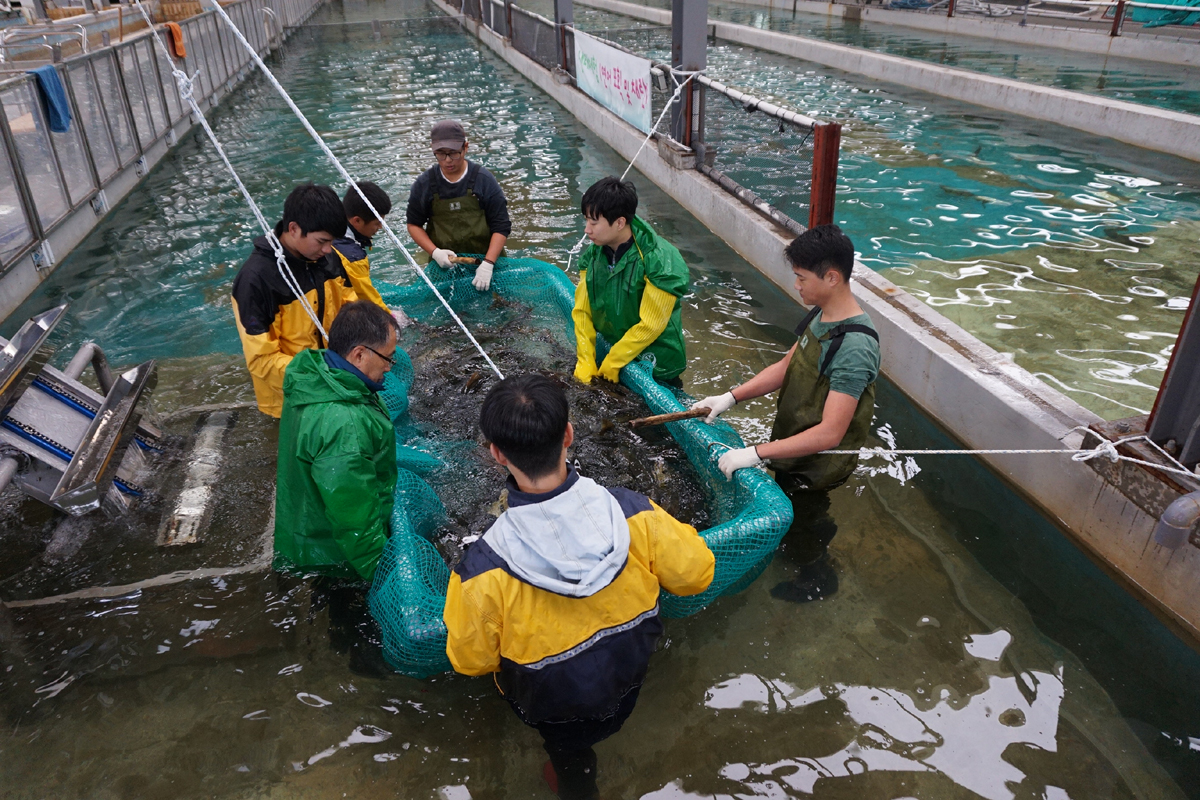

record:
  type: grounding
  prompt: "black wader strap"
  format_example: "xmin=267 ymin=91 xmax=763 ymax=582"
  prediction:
xmin=819 ymin=323 xmax=879 ymax=376
xmin=431 ymin=161 xmax=480 ymax=203
xmin=794 ymin=307 xmax=821 ymax=337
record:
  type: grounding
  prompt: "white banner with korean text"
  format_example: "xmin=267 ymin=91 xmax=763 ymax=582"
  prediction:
xmin=573 ymin=30 xmax=652 ymax=134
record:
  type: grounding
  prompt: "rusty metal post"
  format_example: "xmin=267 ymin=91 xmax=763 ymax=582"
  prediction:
xmin=808 ymin=121 xmax=840 ymax=230
xmin=1111 ymin=0 xmax=1126 ymax=36
xmin=947 ymin=0 xmax=957 ymax=17
xmin=554 ymin=0 xmax=573 ymax=73
xmin=1148 ymin=272 xmax=1200 ymax=466
xmin=671 ymin=0 xmax=708 ymax=150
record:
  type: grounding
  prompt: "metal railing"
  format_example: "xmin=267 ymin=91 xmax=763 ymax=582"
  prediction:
xmin=0 ymin=0 xmax=326 ymax=280
xmin=489 ymin=10 xmax=836 ymax=233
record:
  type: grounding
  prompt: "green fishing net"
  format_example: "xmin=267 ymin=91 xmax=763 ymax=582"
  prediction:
xmin=367 ymin=256 xmax=793 ymax=678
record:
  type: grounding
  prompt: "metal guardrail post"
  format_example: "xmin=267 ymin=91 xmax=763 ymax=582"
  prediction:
xmin=671 ymin=0 xmax=707 ymax=151
xmin=554 ymin=0 xmax=573 ymax=73
xmin=947 ymin=0 xmax=956 ymax=17
xmin=505 ymin=0 xmax=513 ymax=37
xmin=1111 ymin=0 xmax=1126 ymax=35
xmin=808 ymin=121 xmax=840 ymax=229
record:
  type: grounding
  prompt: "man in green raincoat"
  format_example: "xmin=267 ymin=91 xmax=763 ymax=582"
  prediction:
xmin=406 ymin=119 xmax=511 ymax=292
xmin=274 ymin=300 xmax=399 ymax=583
xmin=572 ymin=177 xmax=689 ymax=386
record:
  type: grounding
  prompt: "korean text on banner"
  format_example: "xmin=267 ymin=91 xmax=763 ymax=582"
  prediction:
xmin=573 ymin=31 xmax=652 ymax=134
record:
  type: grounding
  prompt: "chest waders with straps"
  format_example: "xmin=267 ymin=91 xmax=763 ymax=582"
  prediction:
xmin=425 ymin=163 xmax=495 ymax=256
xmin=769 ymin=307 xmax=879 ymax=492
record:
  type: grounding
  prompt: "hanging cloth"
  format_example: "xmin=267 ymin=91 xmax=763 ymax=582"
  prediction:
xmin=165 ymin=22 xmax=187 ymax=58
xmin=26 ymin=65 xmax=71 ymax=134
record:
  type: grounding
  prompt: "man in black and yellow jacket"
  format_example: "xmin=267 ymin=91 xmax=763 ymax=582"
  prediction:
xmin=331 ymin=181 xmax=392 ymax=311
xmin=231 ymin=183 xmax=358 ymax=418
xmin=445 ymin=374 xmax=714 ymax=800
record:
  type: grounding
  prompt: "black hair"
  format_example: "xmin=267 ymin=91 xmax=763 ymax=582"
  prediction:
xmin=580 ymin=177 xmax=637 ymax=226
xmin=784 ymin=224 xmax=855 ymax=282
xmin=328 ymin=300 xmax=399 ymax=358
xmin=280 ymin=183 xmax=346 ymax=239
xmin=479 ymin=374 xmax=570 ymax=480
xmin=343 ymin=181 xmax=392 ymax=223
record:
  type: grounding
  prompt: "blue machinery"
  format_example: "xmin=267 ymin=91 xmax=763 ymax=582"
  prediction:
xmin=0 ymin=304 xmax=160 ymax=516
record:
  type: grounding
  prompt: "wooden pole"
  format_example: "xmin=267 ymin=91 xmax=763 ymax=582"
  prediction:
xmin=629 ymin=407 xmax=710 ymax=428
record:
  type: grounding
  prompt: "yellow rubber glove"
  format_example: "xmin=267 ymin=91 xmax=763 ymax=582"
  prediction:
xmin=572 ymin=271 xmax=599 ymax=383
xmin=597 ymin=279 xmax=676 ymax=382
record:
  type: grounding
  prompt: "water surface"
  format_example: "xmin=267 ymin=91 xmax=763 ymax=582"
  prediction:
xmin=1 ymin=4 xmax=1197 ymax=797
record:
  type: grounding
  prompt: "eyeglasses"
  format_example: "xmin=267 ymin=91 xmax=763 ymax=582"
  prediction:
xmin=434 ymin=149 xmax=464 ymax=161
xmin=365 ymin=345 xmax=396 ymax=367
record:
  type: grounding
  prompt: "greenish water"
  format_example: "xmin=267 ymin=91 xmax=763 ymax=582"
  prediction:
xmin=1 ymin=3 xmax=1199 ymax=797
xmin=554 ymin=1 xmax=1200 ymax=420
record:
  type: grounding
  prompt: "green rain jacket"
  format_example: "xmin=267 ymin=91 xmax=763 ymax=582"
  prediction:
xmin=274 ymin=349 xmax=397 ymax=582
xmin=578 ymin=216 xmax=689 ymax=381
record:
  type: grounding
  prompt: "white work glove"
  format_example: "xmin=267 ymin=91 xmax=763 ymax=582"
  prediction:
xmin=691 ymin=391 xmax=736 ymax=423
xmin=431 ymin=248 xmax=457 ymax=269
xmin=472 ymin=259 xmax=495 ymax=291
xmin=718 ymin=446 xmax=762 ymax=481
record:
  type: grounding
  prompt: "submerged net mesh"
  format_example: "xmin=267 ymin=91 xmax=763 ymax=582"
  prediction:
xmin=367 ymin=256 xmax=793 ymax=678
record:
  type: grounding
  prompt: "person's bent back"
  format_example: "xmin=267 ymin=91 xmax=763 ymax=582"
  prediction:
xmin=444 ymin=374 xmax=714 ymax=800
xmin=274 ymin=300 xmax=399 ymax=582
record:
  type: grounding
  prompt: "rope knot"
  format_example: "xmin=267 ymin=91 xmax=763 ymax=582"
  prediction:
xmin=1072 ymin=439 xmax=1120 ymax=464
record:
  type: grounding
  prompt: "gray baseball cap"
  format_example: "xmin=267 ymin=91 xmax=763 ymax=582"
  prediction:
xmin=431 ymin=119 xmax=467 ymax=152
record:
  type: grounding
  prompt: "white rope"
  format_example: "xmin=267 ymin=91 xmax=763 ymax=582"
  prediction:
xmin=202 ymin=0 xmax=504 ymax=378
xmin=132 ymin=0 xmax=329 ymax=341
xmin=707 ymin=427 xmax=1199 ymax=481
xmin=566 ymin=65 xmax=702 ymax=272
xmin=822 ymin=432 xmax=1200 ymax=481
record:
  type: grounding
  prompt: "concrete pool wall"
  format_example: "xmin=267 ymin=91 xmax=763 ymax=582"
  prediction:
xmin=433 ymin=0 xmax=1200 ymax=640
xmin=578 ymin=0 xmax=1200 ymax=162
xmin=704 ymin=0 xmax=1200 ymax=67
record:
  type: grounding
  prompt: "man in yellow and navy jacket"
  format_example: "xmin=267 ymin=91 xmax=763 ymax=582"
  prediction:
xmin=444 ymin=374 xmax=714 ymax=800
xmin=573 ymin=177 xmax=689 ymax=387
xmin=331 ymin=181 xmax=392 ymax=311
xmin=231 ymin=183 xmax=358 ymax=418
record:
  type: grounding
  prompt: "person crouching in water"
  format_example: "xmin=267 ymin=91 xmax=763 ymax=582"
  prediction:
xmin=444 ymin=374 xmax=715 ymax=799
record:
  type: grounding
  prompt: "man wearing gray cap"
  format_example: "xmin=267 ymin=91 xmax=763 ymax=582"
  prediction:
xmin=406 ymin=119 xmax=511 ymax=291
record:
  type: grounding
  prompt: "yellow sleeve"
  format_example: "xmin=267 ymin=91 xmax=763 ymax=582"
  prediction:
xmin=572 ymin=271 xmax=599 ymax=383
xmin=444 ymin=573 xmax=502 ymax=676
xmin=597 ymin=279 xmax=676 ymax=382
xmin=333 ymin=246 xmax=385 ymax=310
xmin=232 ymin=297 xmax=292 ymax=418
xmin=648 ymin=501 xmax=715 ymax=597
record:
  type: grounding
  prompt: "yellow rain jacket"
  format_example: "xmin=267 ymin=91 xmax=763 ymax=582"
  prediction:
xmin=331 ymin=226 xmax=387 ymax=310
xmin=231 ymin=233 xmax=358 ymax=418
xmin=444 ymin=469 xmax=713 ymax=725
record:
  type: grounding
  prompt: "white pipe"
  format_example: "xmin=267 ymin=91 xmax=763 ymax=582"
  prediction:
xmin=1153 ymin=491 xmax=1200 ymax=549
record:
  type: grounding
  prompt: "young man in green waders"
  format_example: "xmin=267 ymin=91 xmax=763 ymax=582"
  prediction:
xmin=405 ymin=119 xmax=511 ymax=291
xmin=572 ymin=177 xmax=689 ymax=386
xmin=691 ymin=225 xmax=880 ymax=602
